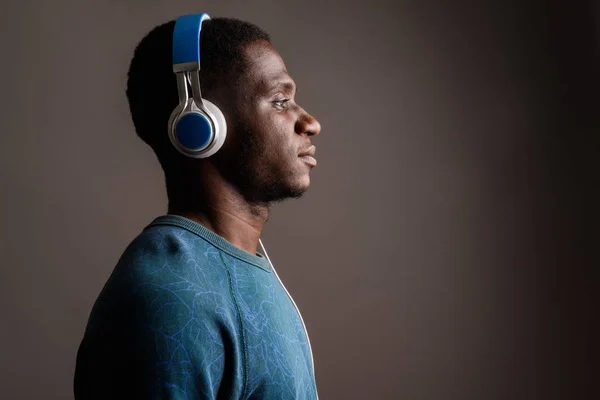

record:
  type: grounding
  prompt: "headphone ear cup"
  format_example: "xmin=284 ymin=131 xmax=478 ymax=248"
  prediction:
xmin=198 ymin=99 xmax=227 ymax=158
xmin=174 ymin=111 xmax=213 ymax=153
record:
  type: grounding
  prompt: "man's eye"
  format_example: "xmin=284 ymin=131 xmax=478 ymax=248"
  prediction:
xmin=273 ymin=99 xmax=290 ymax=109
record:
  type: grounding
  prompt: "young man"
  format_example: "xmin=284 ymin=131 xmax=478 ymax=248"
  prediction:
xmin=74 ymin=15 xmax=321 ymax=400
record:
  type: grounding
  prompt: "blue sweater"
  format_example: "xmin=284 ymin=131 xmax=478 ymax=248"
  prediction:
xmin=74 ymin=215 xmax=318 ymax=399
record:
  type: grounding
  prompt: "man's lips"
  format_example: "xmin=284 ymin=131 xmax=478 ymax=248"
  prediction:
xmin=299 ymin=155 xmax=317 ymax=167
xmin=298 ymin=145 xmax=317 ymax=167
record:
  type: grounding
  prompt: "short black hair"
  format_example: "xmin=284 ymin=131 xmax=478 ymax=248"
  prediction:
xmin=125 ymin=17 xmax=271 ymax=163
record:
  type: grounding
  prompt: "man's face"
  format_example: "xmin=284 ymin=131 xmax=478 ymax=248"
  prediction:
xmin=214 ymin=40 xmax=321 ymax=204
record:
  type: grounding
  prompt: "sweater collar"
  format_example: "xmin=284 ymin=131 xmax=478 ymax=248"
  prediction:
xmin=146 ymin=214 xmax=272 ymax=272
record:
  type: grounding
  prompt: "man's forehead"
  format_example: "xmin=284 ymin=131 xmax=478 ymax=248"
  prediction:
xmin=243 ymin=40 xmax=285 ymax=68
xmin=242 ymin=41 xmax=293 ymax=88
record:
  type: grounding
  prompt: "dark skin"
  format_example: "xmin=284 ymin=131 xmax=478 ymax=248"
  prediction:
xmin=167 ymin=40 xmax=321 ymax=255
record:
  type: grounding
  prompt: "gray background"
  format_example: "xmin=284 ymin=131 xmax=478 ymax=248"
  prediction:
xmin=1 ymin=0 xmax=598 ymax=399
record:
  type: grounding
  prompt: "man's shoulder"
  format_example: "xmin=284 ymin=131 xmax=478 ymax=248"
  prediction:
xmin=86 ymin=223 xmax=237 ymax=333
xmin=75 ymin=225 xmax=245 ymax=400
xmin=117 ymin=223 xmax=228 ymax=284
xmin=93 ymin=224 xmax=234 ymax=317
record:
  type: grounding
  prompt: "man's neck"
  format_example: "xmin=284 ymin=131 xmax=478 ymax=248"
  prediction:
xmin=167 ymin=173 xmax=269 ymax=256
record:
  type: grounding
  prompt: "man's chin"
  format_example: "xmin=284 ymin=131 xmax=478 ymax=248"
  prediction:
xmin=266 ymin=186 xmax=307 ymax=204
xmin=261 ymin=179 xmax=309 ymax=204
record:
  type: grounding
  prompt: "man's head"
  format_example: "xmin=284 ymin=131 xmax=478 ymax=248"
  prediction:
xmin=126 ymin=17 xmax=321 ymax=206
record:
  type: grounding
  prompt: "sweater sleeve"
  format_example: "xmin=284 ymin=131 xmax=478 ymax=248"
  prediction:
xmin=74 ymin=232 xmax=246 ymax=400
xmin=131 ymin=279 xmax=243 ymax=399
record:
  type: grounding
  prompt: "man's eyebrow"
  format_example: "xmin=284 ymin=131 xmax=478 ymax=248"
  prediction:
xmin=267 ymin=80 xmax=296 ymax=93
xmin=279 ymin=81 xmax=296 ymax=92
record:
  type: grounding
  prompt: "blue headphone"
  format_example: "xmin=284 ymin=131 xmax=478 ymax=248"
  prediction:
xmin=168 ymin=13 xmax=227 ymax=158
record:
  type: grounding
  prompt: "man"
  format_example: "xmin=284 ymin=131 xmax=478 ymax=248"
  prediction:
xmin=74 ymin=14 xmax=321 ymax=400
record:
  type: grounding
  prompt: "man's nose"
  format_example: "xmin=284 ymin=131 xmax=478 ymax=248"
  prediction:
xmin=296 ymin=110 xmax=321 ymax=137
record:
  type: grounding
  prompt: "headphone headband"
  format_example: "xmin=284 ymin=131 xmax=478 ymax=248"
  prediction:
xmin=172 ymin=13 xmax=211 ymax=73
xmin=169 ymin=12 xmax=226 ymax=159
